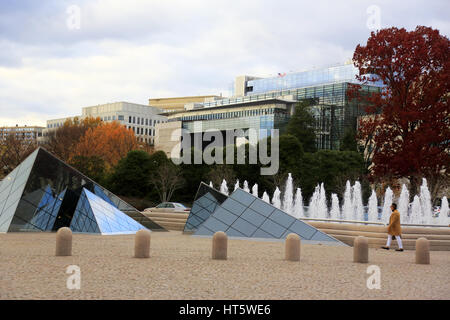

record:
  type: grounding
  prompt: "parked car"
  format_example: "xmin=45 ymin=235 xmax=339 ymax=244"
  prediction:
xmin=144 ymin=202 xmax=190 ymax=213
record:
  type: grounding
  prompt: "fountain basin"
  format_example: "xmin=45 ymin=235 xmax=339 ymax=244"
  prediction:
xmin=306 ymin=221 xmax=450 ymax=251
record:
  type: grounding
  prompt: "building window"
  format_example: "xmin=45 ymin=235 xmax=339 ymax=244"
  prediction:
xmin=129 ymin=116 xmax=132 ymax=123
xmin=118 ymin=115 xmax=124 ymax=121
xmin=133 ymin=116 xmax=136 ymax=124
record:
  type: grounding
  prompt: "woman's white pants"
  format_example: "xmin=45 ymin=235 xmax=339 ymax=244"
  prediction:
xmin=386 ymin=234 xmax=403 ymax=249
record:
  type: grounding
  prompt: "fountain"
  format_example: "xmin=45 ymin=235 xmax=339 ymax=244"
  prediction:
xmin=352 ymin=181 xmax=364 ymax=221
xmin=234 ymin=179 xmax=240 ymax=191
xmin=381 ymin=187 xmax=393 ymax=223
xmin=252 ymin=183 xmax=258 ymax=197
xmin=420 ymin=178 xmax=433 ymax=225
xmin=209 ymin=181 xmax=213 ymax=188
xmin=293 ymin=188 xmax=304 ymax=219
xmin=308 ymin=184 xmax=320 ymax=218
xmin=367 ymin=189 xmax=378 ymax=222
xmin=398 ymin=184 xmax=410 ymax=223
xmin=342 ymin=180 xmax=352 ymax=221
xmin=262 ymin=191 xmax=270 ymax=203
xmin=220 ymin=179 xmax=229 ymax=196
xmin=440 ymin=196 xmax=449 ymax=226
xmin=317 ymin=183 xmax=328 ymax=219
xmin=410 ymin=195 xmax=422 ymax=224
xmin=282 ymin=173 xmax=294 ymax=216
xmin=330 ymin=193 xmax=340 ymax=220
xmin=243 ymin=180 xmax=250 ymax=193
xmin=272 ymin=187 xmax=281 ymax=209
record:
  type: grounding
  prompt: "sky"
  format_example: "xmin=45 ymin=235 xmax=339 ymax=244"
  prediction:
xmin=0 ymin=0 xmax=449 ymax=127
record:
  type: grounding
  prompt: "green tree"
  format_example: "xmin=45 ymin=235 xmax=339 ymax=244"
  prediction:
xmin=286 ymin=100 xmax=317 ymax=152
xmin=299 ymin=150 xmax=367 ymax=202
xmin=339 ymin=128 xmax=358 ymax=152
xmin=107 ymin=150 xmax=152 ymax=197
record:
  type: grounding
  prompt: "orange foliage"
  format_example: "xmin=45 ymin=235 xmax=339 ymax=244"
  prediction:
xmin=43 ymin=116 xmax=102 ymax=162
xmin=72 ymin=121 xmax=139 ymax=168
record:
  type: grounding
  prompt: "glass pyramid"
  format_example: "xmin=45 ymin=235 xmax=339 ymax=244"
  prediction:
xmin=183 ymin=182 xmax=228 ymax=233
xmin=192 ymin=186 xmax=344 ymax=244
xmin=70 ymin=188 xmax=145 ymax=234
xmin=0 ymin=147 xmax=165 ymax=233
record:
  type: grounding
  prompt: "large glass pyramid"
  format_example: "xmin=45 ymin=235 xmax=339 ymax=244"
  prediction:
xmin=0 ymin=147 xmax=166 ymax=233
xmin=189 ymin=184 xmax=344 ymax=244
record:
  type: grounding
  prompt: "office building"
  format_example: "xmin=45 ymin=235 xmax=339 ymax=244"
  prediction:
xmin=0 ymin=125 xmax=44 ymax=142
xmin=149 ymin=95 xmax=221 ymax=113
xmin=44 ymin=101 xmax=168 ymax=144
xmin=155 ymin=63 xmax=381 ymax=156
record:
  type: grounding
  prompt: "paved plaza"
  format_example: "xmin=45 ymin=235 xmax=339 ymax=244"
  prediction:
xmin=0 ymin=231 xmax=448 ymax=300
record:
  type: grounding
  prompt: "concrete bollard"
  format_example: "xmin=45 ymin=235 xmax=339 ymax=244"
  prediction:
xmin=55 ymin=227 xmax=72 ymax=256
xmin=285 ymin=233 xmax=301 ymax=261
xmin=134 ymin=229 xmax=151 ymax=258
xmin=415 ymin=237 xmax=430 ymax=264
xmin=353 ymin=236 xmax=368 ymax=263
xmin=212 ymin=231 xmax=227 ymax=260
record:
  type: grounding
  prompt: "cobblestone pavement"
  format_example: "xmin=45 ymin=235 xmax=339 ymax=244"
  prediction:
xmin=0 ymin=231 xmax=448 ymax=299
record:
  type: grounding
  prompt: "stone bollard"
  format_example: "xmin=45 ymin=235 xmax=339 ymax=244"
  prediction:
xmin=134 ymin=229 xmax=151 ymax=258
xmin=415 ymin=237 xmax=430 ymax=265
xmin=55 ymin=227 xmax=72 ymax=256
xmin=353 ymin=236 xmax=368 ymax=263
xmin=212 ymin=231 xmax=227 ymax=260
xmin=285 ymin=233 xmax=301 ymax=261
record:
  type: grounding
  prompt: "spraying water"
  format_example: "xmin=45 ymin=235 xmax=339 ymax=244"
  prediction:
xmin=209 ymin=181 xmax=213 ymax=188
xmin=262 ymin=191 xmax=270 ymax=203
xmin=381 ymin=187 xmax=393 ymax=223
xmin=367 ymin=189 xmax=378 ymax=222
xmin=398 ymin=184 xmax=410 ymax=224
xmin=234 ymin=179 xmax=240 ymax=191
xmin=352 ymin=181 xmax=364 ymax=221
xmin=439 ymin=196 xmax=449 ymax=226
xmin=410 ymin=195 xmax=422 ymax=224
xmin=317 ymin=183 xmax=328 ymax=219
xmin=252 ymin=183 xmax=258 ymax=197
xmin=272 ymin=187 xmax=282 ymax=209
xmin=243 ymin=180 xmax=250 ymax=193
xmin=342 ymin=180 xmax=353 ymax=221
xmin=420 ymin=178 xmax=433 ymax=225
xmin=308 ymin=184 xmax=320 ymax=218
xmin=293 ymin=188 xmax=304 ymax=218
xmin=330 ymin=193 xmax=340 ymax=220
xmin=220 ymin=179 xmax=229 ymax=196
xmin=282 ymin=173 xmax=294 ymax=216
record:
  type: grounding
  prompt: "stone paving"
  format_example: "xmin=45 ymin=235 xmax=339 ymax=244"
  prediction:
xmin=0 ymin=231 xmax=448 ymax=299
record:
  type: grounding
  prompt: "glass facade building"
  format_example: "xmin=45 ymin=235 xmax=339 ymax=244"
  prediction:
xmin=0 ymin=148 xmax=166 ymax=233
xmin=187 ymin=183 xmax=344 ymax=244
xmin=245 ymin=64 xmax=382 ymax=94
xmin=163 ymin=64 xmax=381 ymax=151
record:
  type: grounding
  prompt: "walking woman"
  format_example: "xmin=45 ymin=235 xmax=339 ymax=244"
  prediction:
xmin=381 ymin=203 xmax=404 ymax=251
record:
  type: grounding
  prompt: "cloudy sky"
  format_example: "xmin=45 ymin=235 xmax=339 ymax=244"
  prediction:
xmin=0 ymin=0 xmax=448 ymax=127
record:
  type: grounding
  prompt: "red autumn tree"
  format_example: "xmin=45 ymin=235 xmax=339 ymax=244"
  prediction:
xmin=72 ymin=121 xmax=139 ymax=168
xmin=351 ymin=26 xmax=449 ymax=199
